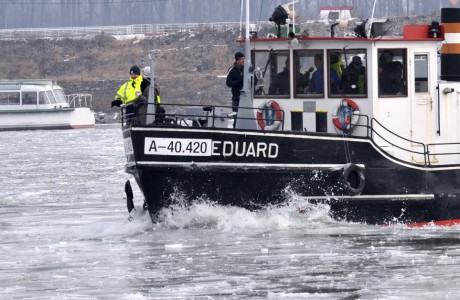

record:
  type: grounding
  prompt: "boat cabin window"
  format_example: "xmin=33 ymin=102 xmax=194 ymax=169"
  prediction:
xmin=22 ymin=92 xmax=38 ymax=105
xmin=378 ymin=49 xmax=407 ymax=97
xmin=294 ymin=50 xmax=324 ymax=98
xmin=0 ymin=91 xmax=20 ymax=105
xmin=38 ymin=91 xmax=49 ymax=104
xmin=414 ymin=54 xmax=428 ymax=93
xmin=54 ymin=89 xmax=67 ymax=104
xmin=326 ymin=50 xmax=367 ymax=97
xmin=46 ymin=90 xmax=57 ymax=103
xmin=253 ymin=50 xmax=290 ymax=98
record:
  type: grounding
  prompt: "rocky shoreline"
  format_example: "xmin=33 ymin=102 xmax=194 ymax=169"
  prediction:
xmin=0 ymin=15 xmax=440 ymax=113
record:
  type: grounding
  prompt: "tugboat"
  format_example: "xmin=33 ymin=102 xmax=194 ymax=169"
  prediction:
xmin=120 ymin=1 xmax=460 ymax=226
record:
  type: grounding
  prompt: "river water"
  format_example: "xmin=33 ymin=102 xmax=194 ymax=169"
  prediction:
xmin=1 ymin=124 xmax=459 ymax=299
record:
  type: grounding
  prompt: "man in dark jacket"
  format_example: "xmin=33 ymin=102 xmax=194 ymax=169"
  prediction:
xmin=341 ymin=56 xmax=366 ymax=94
xmin=226 ymin=52 xmax=245 ymax=113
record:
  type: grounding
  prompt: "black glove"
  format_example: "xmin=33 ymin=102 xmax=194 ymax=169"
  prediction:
xmin=304 ymin=67 xmax=314 ymax=76
xmin=111 ymin=99 xmax=122 ymax=107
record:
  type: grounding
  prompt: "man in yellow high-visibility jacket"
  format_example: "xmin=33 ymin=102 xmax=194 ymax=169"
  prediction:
xmin=112 ymin=65 xmax=143 ymax=106
xmin=112 ymin=66 xmax=143 ymax=124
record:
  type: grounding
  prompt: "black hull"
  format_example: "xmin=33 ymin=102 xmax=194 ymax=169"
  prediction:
xmin=124 ymin=126 xmax=460 ymax=226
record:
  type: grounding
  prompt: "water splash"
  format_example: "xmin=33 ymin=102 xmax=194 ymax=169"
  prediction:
xmin=153 ymin=190 xmax=341 ymax=232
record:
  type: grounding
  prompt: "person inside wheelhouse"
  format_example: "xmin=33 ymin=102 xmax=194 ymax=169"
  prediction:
xmin=341 ymin=56 xmax=366 ymax=95
xmin=307 ymin=53 xmax=324 ymax=95
xmin=269 ymin=59 xmax=290 ymax=95
xmin=329 ymin=52 xmax=343 ymax=94
xmin=378 ymin=49 xmax=406 ymax=96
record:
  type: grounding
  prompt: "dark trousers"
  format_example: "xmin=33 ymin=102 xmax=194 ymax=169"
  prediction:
xmin=231 ymin=97 xmax=240 ymax=113
xmin=231 ymin=97 xmax=239 ymax=128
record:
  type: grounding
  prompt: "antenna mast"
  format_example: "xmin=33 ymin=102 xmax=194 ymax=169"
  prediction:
xmin=368 ymin=0 xmax=378 ymax=38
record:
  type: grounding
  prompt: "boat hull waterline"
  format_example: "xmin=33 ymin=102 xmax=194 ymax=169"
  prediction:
xmin=124 ymin=127 xmax=460 ymax=226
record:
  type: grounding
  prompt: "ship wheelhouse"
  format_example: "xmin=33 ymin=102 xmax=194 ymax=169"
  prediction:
xmin=249 ymin=23 xmax=456 ymax=165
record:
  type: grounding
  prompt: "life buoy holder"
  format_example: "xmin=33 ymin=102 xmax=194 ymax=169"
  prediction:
xmin=332 ymin=98 xmax=360 ymax=132
xmin=256 ymin=100 xmax=283 ymax=130
xmin=341 ymin=163 xmax=365 ymax=196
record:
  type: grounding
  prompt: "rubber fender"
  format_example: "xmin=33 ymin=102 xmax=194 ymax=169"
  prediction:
xmin=341 ymin=163 xmax=365 ymax=196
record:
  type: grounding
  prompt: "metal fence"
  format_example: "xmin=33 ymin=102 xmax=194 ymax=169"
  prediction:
xmin=0 ymin=22 xmax=255 ymax=39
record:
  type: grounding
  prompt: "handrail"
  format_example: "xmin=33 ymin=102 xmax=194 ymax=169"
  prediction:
xmin=65 ymin=94 xmax=93 ymax=108
xmin=426 ymin=142 xmax=460 ymax=166
xmin=370 ymin=117 xmax=427 ymax=165
xmin=347 ymin=113 xmax=371 ymax=137
xmin=365 ymin=117 xmax=460 ymax=167
xmin=120 ymin=102 xmax=285 ymax=130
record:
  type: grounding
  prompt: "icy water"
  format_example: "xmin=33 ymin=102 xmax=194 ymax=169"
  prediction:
xmin=1 ymin=125 xmax=460 ymax=300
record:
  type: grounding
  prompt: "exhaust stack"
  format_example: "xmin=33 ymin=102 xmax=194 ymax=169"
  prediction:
xmin=441 ymin=8 xmax=460 ymax=81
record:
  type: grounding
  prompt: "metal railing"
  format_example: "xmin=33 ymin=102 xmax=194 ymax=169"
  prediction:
xmin=369 ymin=117 xmax=428 ymax=164
xmin=354 ymin=115 xmax=460 ymax=167
xmin=120 ymin=102 xmax=285 ymax=130
xmin=65 ymin=93 xmax=93 ymax=108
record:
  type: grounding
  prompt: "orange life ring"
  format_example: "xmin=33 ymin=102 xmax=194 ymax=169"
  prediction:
xmin=256 ymin=100 xmax=283 ymax=130
xmin=332 ymin=98 xmax=360 ymax=132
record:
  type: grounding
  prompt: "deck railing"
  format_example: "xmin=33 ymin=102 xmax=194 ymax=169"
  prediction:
xmin=65 ymin=94 xmax=93 ymax=108
xmin=355 ymin=115 xmax=460 ymax=167
xmin=120 ymin=102 xmax=285 ymax=131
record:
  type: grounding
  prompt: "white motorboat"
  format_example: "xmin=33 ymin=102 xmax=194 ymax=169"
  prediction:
xmin=0 ymin=79 xmax=95 ymax=130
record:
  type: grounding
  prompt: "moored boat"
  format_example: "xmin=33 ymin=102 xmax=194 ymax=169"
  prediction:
xmin=0 ymin=79 xmax=95 ymax=130
xmin=119 ymin=2 xmax=460 ymax=226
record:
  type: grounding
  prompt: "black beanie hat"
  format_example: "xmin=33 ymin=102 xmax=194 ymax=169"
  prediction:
xmin=235 ymin=52 xmax=245 ymax=61
xmin=130 ymin=65 xmax=141 ymax=75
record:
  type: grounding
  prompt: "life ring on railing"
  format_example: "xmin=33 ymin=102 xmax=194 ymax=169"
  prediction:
xmin=332 ymin=98 xmax=360 ymax=132
xmin=341 ymin=163 xmax=365 ymax=196
xmin=256 ymin=100 xmax=283 ymax=130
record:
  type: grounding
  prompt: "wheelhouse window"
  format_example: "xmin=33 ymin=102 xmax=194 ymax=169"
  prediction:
xmin=326 ymin=50 xmax=367 ymax=97
xmin=22 ymin=92 xmax=38 ymax=105
xmin=253 ymin=50 xmax=289 ymax=97
xmin=46 ymin=90 xmax=57 ymax=103
xmin=294 ymin=50 xmax=324 ymax=98
xmin=378 ymin=49 xmax=407 ymax=96
xmin=0 ymin=92 xmax=20 ymax=105
xmin=0 ymin=92 xmax=8 ymax=104
xmin=414 ymin=54 xmax=428 ymax=93
xmin=38 ymin=91 xmax=49 ymax=104
xmin=54 ymin=89 xmax=67 ymax=104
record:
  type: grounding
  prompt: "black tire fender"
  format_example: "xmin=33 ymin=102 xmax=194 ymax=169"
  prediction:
xmin=342 ymin=163 xmax=365 ymax=196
